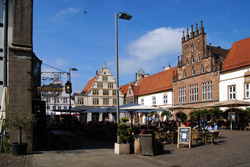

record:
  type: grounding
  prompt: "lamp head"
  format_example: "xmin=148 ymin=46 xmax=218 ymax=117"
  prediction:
xmin=119 ymin=12 xmax=132 ymax=20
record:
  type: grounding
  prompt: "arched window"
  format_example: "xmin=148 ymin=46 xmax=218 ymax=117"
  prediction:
xmin=201 ymin=64 xmax=204 ymax=73
xmin=184 ymin=70 xmax=187 ymax=78
xmin=198 ymin=55 xmax=200 ymax=62
xmin=192 ymin=67 xmax=195 ymax=76
xmin=192 ymin=56 xmax=195 ymax=64
xmin=186 ymin=58 xmax=189 ymax=65
xmin=191 ymin=44 xmax=194 ymax=52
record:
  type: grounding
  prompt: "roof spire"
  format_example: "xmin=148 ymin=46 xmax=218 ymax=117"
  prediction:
xmin=104 ymin=58 xmax=107 ymax=68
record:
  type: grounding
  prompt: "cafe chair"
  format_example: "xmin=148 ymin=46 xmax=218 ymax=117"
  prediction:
xmin=191 ymin=129 xmax=202 ymax=145
xmin=245 ymin=123 xmax=250 ymax=131
xmin=206 ymin=130 xmax=219 ymax=145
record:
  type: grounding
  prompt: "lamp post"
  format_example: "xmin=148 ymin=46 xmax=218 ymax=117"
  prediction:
xmin=67 ymin=68 xmax=78 ymax=115
xmin=115 ymin=12 xmax=132 ymax=144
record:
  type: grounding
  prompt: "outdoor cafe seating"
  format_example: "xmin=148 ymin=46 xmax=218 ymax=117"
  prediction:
xmin=206 ymin=130 xmax=220 ymax=145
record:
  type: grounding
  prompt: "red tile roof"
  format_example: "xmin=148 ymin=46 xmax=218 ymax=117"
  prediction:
xmin=222 ymin=37 xmax=250 ymax=72
xmin=120 ymin=81 xmax=135 ymax=95
xmin=137 ymin=67 xmax=177 ymax=96
xmin=82 ymin=76 xmax=97 ymax=94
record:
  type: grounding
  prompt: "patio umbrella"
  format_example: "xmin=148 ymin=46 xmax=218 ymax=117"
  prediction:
xmin=107 ymin=103 xmax=165 ymax=127
xmin=200 ymin=100 xmax=250 ymax=130
xmin=72 ymin=105 xmax=95 ymax=111
xmin=0 ymin=87 xmax=8 ymax=153
xmin=0 ymin=87 xmax=8 ymax=133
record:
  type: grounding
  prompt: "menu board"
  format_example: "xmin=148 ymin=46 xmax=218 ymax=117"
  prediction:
xmin=177 ymin=127 xmax=191 ymax=149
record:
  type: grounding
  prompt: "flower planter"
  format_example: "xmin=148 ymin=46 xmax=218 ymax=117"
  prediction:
xmin=12 ymin=142 xmax=28 ymax=156
xmin=114 ymin=143 xmax=130 ymax=155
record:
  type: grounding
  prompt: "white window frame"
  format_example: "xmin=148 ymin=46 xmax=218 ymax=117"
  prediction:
xmin=141 ymin=98 xmax=144 ymax=105
xmin=229 ymin=85 xmax=236 ymax=100
xmin=246 ymin=83 xmax=250 ymax=98
xmin=152 ymin=96 xmax=156 ymax=105
xmin=163 ymin=94 xmax=168 ymax=104
xmin=192 ymin=67 xmax=195 ymax=76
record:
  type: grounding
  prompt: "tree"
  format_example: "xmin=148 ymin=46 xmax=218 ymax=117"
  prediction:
xmin=208 ymin=108 xmax=221 ymax=122
xmin=7 ymin=109 xmax=36 ymax=144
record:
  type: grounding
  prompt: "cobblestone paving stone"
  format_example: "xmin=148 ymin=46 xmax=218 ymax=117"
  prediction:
xmin=0 ymin=130 xmax=249 ymax=167
xmin=137 ymin=130 xmax=250 ymax=167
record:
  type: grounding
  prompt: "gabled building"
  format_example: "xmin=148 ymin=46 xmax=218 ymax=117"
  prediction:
xmin=219 ymin=37 xmax=250 ymax=104
xmin=172 ymin=21 xmax=229 ymax=121
xmin=75 ymin=63 xmax=124 ymax=121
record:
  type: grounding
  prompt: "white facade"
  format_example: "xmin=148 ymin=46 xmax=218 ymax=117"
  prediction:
xmin=138 ymin=91 xmax=173 ymax=123
xmin=42 ymin=86 xmax=75 ymax=115
xmin=219 ymin=67 xmax=250 ymax=111
xmin=220 ymin=67 xmax=250 ymax=101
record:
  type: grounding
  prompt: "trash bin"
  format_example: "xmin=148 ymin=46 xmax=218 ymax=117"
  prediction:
xmin=139 ymin=134 xmax=154 ymax=156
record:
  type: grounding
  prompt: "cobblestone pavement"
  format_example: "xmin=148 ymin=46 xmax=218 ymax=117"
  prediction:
xmin=0 ymin=130 xmax=250 ymax=167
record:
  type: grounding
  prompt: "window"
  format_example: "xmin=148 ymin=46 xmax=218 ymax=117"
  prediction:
xmin=186 ymin=59 xmax=189 ymax=65
xmin=163 ymin=94 xmax=168 ymax=104
xmin=113 ymin=98 xmax=117 ymax=105
xmin=103 ymin=98 xmax=109 ymax=105
xmin=192 ymin=67 xmax=195 ymax=76
xmin=202 ymin=81 xmax=212 ymax=101
xmin=47 ymin=106 xmax=50 ymax=109
xmin=93 ymin=89 xmax=99 ymax=95
xmin=108 ymin=83 xmax=113 ymax=88
xmin=103 ymin=90 xmax=109 ymax=96
xmin=53 ymin=106 xmax=56 ymax=110
xmin=64 ymin=106 xmax=67 ymax=109
xmin=46 ymin=98 xmax=50 ymax=103
xmin=207 ymin=81 xmax=212 ymax=100
xmin=97 ymin=83 xmax=103 ymax=88
xmin=112 ymin=90 xmax=116 ymax=96
xmin=77 ymin=97 xmax=84 ymax=105
xmin=58 ymin=106 xmax=61 ymax=110
xmin=191 ymin=44 xmax=194 ymax=52
xmin=246 ymin=83 xmax=250 ymax=98
xmin=63 ymin=98 xmax=67 ymax=103
xmin=189 ymin=84 xmax=198 ymax=102
xmin=184 ymin=70 xmax=187 ymax=78
xmin=192 ymin=56 xmax=195 ymax=64
xmin=201 ymin=64 xmax=204 ymax=73
xmin=152 ymin=96 xmax=156 ymax=105
xmin=141 ymin=98 xmax=144 ymax=105
xmin=198 ymin=55 xmax=200 ymax=62
xmin=56 ymin=98 xmax=59 ymax=103
xmin=178 ymin=87 xmax=186 ymax=104
xmin=103 ymin=76 xmax=107 ymax=81
xmin=229 ymin=85 xmax=236 ymax=100
xmin=93 ymin=98 xmax=99 ymax=105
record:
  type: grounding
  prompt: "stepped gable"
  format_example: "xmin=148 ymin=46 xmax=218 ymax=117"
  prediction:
xmin=137 ymin=67 xmax=177 ymax=96
xmin=222 ymin=37 xmax=250 ymax=72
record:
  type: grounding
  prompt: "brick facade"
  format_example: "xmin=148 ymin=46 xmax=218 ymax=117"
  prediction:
xmin=172 ymin=21 xmax=228 ymax=120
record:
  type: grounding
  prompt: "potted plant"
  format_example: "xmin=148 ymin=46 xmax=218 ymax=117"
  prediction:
xmin=7 ymin=109 xmax=36 ymax=156
xmin=114 ymin=117 xmax=133 ymax=155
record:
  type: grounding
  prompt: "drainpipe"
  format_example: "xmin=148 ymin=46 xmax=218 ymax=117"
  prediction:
xmin=3 ymin=0 xmax=8 ymax=87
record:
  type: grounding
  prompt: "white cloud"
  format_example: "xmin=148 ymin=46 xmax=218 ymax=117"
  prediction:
xmin=55 ymin=7 xmax=80 ymax=18
xmin=54 ymin=57 xmax=68 ymax=67
xmin=120 ymin=27 xmax=184 ymax=75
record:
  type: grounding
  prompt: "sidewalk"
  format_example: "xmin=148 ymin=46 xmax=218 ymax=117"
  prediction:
xmin=1 ymin=130 xmax=250 ymax=167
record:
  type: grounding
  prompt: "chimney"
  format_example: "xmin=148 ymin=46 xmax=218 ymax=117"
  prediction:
xmin=200 ymin=20 xmax=204 ymax=33
xmin=182 ymin=31 xmax=185 ymax=42
xmin=96 ymin=70 xmax=98 ymax=75
xmin=186 ymin=28 xmax=189 ymax=40
xmin=190 ymin=25 xmax=194 ymax=38
xmin=195 ymin=23 xmax=199 ymax=36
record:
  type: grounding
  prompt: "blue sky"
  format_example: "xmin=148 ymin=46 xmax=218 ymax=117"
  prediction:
xmin=33 ymin=0 xmax=250 ymax=93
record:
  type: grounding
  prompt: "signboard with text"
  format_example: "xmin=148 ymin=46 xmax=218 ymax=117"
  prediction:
xmin=177 ymin=127 xmax=191 ymax=149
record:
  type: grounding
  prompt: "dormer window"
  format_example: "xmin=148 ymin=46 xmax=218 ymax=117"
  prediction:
xmin=192 ymin=56 xmax=195 ymax=64
xmin=192 ymin=67 xmax=195 ymax=76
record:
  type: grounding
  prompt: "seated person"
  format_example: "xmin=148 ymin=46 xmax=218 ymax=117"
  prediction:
xmin=206 ymin=124 xmax=213 ymax=132
xmin=213 ymin=123 xmax=218 ymax=130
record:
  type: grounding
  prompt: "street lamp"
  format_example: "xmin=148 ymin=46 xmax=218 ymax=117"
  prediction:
xmin=115 ymin=12 xmax=132 ymax=144
xmin=67 ymin=68 xmax=78 ymax=115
